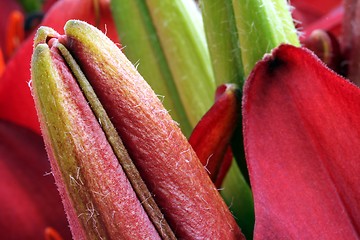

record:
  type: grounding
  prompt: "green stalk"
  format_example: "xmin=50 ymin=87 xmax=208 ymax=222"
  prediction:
xmin=110 ymin=0 xmax=192 ymax=136
xmin=144 ymin=0 xmax=216 ymax=127
xmin=232 ymin=0 xmax=300 ymax=76
xmin=111 ymin=0 xmax=216 ymax=135
xmin=201 ymin=3 xmax=253 ymax=237
xmin=200 ymin=0 xmax=245 ymax=86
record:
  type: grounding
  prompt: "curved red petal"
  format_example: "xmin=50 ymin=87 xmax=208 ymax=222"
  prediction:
xmin=300 ymin=6 xmax=343 ymax=40
xmin=189 ymin=84 xmax=240 ymax=188
xmin=0 ymin=120 xmax=71 ymax=239
xmin=243 ymin=44 xmax=360 ymax=239
xmin=291 ymin=0 xmax=341 ymax=27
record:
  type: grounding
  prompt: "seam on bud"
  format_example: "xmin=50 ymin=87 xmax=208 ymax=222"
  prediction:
xmin=57 ymin=43 xmax=176 ymax=240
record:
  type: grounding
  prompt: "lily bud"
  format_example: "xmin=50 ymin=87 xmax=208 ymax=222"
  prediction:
xmin=189 ymin=84 xmax=241 ymax=188
xmin=32 ymin=26 xmax=162 ymax=240
xmin=31 ymin=20 xmax=243 ymax=239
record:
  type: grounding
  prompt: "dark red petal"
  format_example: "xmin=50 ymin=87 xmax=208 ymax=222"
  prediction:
xmin=299 ymin=6 xmax=343 ymax=40
xmin=213 ymin=146 xmax=233 ymax=188
xmin=0 ymin=37 xmax=39 ymax=133
xmin=189 ymin=84 xmax=240 ymax=188
xmin=0 ymin=0 xmax=119 ymax=134
xmin=243 ymin=44 xmax=360 ymax=239
xmin=0 ymin=120 xmax=71 ymax=240
xmin=291 ymin=0 xmax=341 ymax=27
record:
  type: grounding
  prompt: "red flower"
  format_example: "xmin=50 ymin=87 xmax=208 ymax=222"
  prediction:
xmin=243 ymin=44 xmax=360 ymax=239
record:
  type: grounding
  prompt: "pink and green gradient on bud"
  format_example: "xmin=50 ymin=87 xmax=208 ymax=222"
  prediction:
xmin=31 ymin=20 xmax=243 ymax=239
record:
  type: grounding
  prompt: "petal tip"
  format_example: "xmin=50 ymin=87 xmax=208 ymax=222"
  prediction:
xmin=34 ymin=26 xmax=59 ymax=47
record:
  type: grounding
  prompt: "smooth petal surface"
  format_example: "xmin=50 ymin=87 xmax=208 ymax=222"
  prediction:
xmin=291 ymin=0 xmax=341 ymax=27
xmin=299 ymin=6 xmax=343 ymax=40
xmin=243 ymin=44 xmax=360 ymax=239
xmin=0 ymin=120 xmax=71 ymax=240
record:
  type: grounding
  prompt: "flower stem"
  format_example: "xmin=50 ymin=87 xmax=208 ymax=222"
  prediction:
xmin=200 ymin=0 xmax=245 ymax=86
xmin=232 ymin=0 xmax=300 ymax=76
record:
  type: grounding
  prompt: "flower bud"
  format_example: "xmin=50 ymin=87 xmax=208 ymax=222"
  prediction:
xmin=31 ymin=20 xmax=243 ymax=239
xmin=189 ymin=84 xmax=241 ymax=188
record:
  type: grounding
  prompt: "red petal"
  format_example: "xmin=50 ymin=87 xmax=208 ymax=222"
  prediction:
xmin=0 ymin=0 xmax=23 ymax=60
xmin=0 ymin=120 xmax=71 ymax=239
xmin=243 ymin=44 xmax=360 ymax=239
xmin=299 ymin=6 xmax=343 ymax=40
xmin=0 ymin=0 xmax=119 ymax=134
xmin=291 ymin=0 xmax=341 ymax=27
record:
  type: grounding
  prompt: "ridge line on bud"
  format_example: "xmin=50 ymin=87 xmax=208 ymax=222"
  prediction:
xmin=32 ymin=27 xmax=164 ymax=240
xmin=56 ymin=42 xmax=176 ymax=240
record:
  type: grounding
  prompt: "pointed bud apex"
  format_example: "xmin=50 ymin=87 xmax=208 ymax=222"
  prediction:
xmin=31 ymin=20 xmax=243 ymax=239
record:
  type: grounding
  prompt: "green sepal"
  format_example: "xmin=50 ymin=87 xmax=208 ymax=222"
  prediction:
xmin=232 ymin=0 xmax=300 ymax=76
xmin=111 ymin=0 xmax=216 ymax=134
xmin=110 ymin=0 xmax=192 ymax=136
xmin=200 ymin=0 xmax=245 ymax=86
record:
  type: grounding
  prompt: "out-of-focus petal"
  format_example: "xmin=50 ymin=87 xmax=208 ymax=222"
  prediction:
xmin=243 ymin=44 xmax=360 ymax=239
xmin=299 ymin=6 xmax=343 ymax=40
xmin=291 ymin=0 xmax=341 ymax=28
xmin=0 ymin=120 xmax=71 ymax=240
xmin=0 ymin=0 xmax=24 ymax=60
